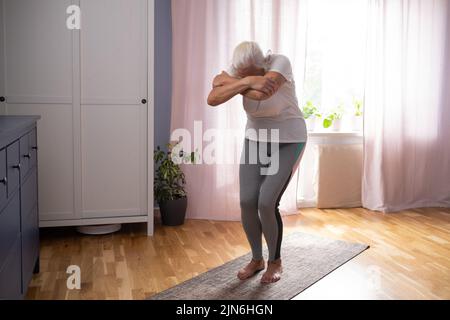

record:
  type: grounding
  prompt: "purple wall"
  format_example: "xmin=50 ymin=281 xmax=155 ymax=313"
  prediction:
xmin=154 ymin=0 xmax=172 ymax=152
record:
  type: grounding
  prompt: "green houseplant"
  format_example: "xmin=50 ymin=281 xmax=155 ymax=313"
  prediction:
xmin=323 ymin=105 xmax=345 ymax=131
xmin=353 ymin=99 xmax=363 ymax=117
xmin=302 ymin=101 xmax=322 ymax=131
xmin=352 ymin=98 xmax=364 ymax=131
xmin=154 ymin=143 xmax=195 ymax=226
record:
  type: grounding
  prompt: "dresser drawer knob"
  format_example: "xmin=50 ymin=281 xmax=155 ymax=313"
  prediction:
xmin=32 ymin=146 xmax=38 ymax=150
xmin=0 ymin=177 xmax=6 ymax=185
xmin=24 ymin=153 xmax=31 ymax=159
xmin=13 ymin=163 xmax=21 ymax=170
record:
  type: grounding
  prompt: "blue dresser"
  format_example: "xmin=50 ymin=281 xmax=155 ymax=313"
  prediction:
xmin=0 ymin=116 xmax=40 ymax=299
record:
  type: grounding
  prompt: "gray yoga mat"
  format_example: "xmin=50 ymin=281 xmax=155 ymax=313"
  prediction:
xmin=148 ymin=232 xmax=369 ymax=300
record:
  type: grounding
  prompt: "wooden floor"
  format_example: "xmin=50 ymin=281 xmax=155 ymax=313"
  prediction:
xmin=26 ymin=207 xmax=450 ymax=300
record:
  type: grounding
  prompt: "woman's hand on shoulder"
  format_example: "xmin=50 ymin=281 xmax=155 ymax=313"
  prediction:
xmin=240 ymin=72 xmax=287 ymax=101
xmin=245 ymin=76 xmax=277 ymax=96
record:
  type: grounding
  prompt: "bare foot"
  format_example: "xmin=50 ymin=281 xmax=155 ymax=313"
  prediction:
xmin=237 ymin=258 xmax=265 ymax=280
xmin=261 ymin=258 xmax=283 ymax=284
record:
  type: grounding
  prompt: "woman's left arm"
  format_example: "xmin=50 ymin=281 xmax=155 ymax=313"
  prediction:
xmin=214 ymin=71 xmax=286 ymax=101
xmin=243 ymin=72 xmax=286 ymax=100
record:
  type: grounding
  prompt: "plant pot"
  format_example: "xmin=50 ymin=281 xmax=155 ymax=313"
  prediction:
xmin=159 ymin=197 xmax=188 ymax=226
xmin=332 ymin=119 xmax=342 ymax=132
xmin=305 ymin=117 xmax=316 ymax=131
xmin=352 ymin=116 xmax=363 ymax=132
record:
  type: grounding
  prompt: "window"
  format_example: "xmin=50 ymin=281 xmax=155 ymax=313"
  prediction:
xmin=301 ymin=0 xmax=368 ymax=132
xmin=224 ymin=0 xmax=368 ymax=132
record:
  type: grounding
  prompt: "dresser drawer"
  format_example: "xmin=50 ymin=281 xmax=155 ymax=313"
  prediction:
xmin=22 ymin=204 xmax=39 ymax=292
xmin=28 ymin=129 xmax=37 ymax=170
xmin=21 ymin=168 xmax=38 ymax=217
xmin=0 ymin=192 xmax=20 ymax=267
xmin=20 ymin=134 xmax=30 ymax=181
xmin=0 ymin=117 xmax=40 ymax=300
xmin=20 ymin=168 xmax=39 ymax=295
xmin=0 ymin=235 xmax=22 ymax=300
xmin=0 ymin=149 xmax=6 ymax=210
xmin=6 ymin=141 xmax=20 ymax=197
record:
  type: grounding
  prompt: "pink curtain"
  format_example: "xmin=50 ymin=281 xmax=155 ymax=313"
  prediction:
xmin=362 ymin=0 xmax=450 ymax=212
xmin=170 ymin=0 xmax=308 ymax=220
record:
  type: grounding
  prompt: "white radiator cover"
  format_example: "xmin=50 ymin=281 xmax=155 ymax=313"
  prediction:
xmin=296 ymin=132 xmax=363 ymax=208
xmin=315 ymin=144 xmax=363 ymax=209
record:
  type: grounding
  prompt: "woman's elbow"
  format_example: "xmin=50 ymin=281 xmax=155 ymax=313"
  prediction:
xmin=207 ymin=94 xmax=220 ymax=107
xmin=207 ymin=96 xmax=217 ymax=107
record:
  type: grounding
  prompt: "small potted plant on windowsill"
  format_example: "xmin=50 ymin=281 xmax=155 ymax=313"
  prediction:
xmin=301 ymin=101 xmax=322 ymax=132
xmin=323 ymin=105 xmax=345 ymax=132
xmin=352 ymin=98 xmax=364 ymax=132
xmin=154 ymin=142 xmax=195 ymax=226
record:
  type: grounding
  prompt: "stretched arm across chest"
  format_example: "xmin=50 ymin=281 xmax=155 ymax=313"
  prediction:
xmin=207 ymin=71 xmax=286 ymax=106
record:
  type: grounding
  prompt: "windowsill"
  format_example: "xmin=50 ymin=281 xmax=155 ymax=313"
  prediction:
xmin=307 ymin=131 xmax=363 ymax=138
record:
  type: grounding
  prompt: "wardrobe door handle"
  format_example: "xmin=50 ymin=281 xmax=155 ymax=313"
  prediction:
xmin=24 ymin=154 xmax=31 ymax=159
xmin=13 ymin=163 xmax=21 ymax=170
xmin=32 ymin=146 xmax=38 ymax=150
xmin=0 ymin=177 xmax=6 ymax=185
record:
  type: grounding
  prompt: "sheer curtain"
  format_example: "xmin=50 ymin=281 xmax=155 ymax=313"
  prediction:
xmin=170 ymin=0 xmax=450 ymax=219
xmin=171 ymin=0 xmax=308 ymax=220
xmin=363 ymin=0 xmax=450 ymax=212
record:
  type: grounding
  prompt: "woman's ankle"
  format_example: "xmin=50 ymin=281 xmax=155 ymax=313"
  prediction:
xmin=268 ymin=258 xmax=282 ymax=264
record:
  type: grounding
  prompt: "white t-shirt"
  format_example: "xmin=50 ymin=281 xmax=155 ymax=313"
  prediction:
xmin=230 ymin=54 xmax=307 ymax=143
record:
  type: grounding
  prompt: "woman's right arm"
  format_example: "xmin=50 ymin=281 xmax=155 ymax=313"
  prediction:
xmin=207 ymin=73 xmax=276 ymax=106
xmin=207 ymin=76 xmax=251 ymax=107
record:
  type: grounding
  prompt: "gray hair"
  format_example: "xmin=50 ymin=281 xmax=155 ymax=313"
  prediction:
xmin=230 ymin=41 xmax=270 ymax=76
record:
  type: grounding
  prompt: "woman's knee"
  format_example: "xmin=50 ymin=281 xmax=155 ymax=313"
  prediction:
xmin=240 ymin=194 xmax=258 ymax=211
xmin=258 ymin=198 xmax=275 ymax=215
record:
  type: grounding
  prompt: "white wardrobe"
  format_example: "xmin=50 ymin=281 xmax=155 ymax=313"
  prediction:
xmin=0 ymin=0 xmax=155 ymax=235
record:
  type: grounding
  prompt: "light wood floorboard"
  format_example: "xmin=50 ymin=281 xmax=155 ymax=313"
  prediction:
xmin=26 ymin=207 xmax=450 ymax=300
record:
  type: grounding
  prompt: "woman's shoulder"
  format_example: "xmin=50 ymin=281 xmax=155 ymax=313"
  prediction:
xmin=268 ymin=53 xmax=292 ymax=66
xmin=268 ymin=54 xmax=293 ymax=72
xmin=267 ymin=54 xmax=293 ymax=81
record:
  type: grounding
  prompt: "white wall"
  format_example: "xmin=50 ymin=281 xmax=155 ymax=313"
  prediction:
xmin=1 ymin=0 xmax=154 ymax=235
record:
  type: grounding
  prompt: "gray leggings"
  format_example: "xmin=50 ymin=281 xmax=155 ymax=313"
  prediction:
xmin=239 ymin=138 xmax=306 ymax=261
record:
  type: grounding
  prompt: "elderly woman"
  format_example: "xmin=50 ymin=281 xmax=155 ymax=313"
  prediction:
xmin=207 ymin=42 xmax=307 ymax=284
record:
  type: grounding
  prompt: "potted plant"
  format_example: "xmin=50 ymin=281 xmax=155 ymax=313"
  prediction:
xmin=154 ymin=143 xmax=195 ymax=226
xmin=352 ymin=98 xmax=364 ymax=132
xmin=323 ymin=105 xmax=345 ymax=131
xmin=301 ymin=101 xmax=322 ymax=131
